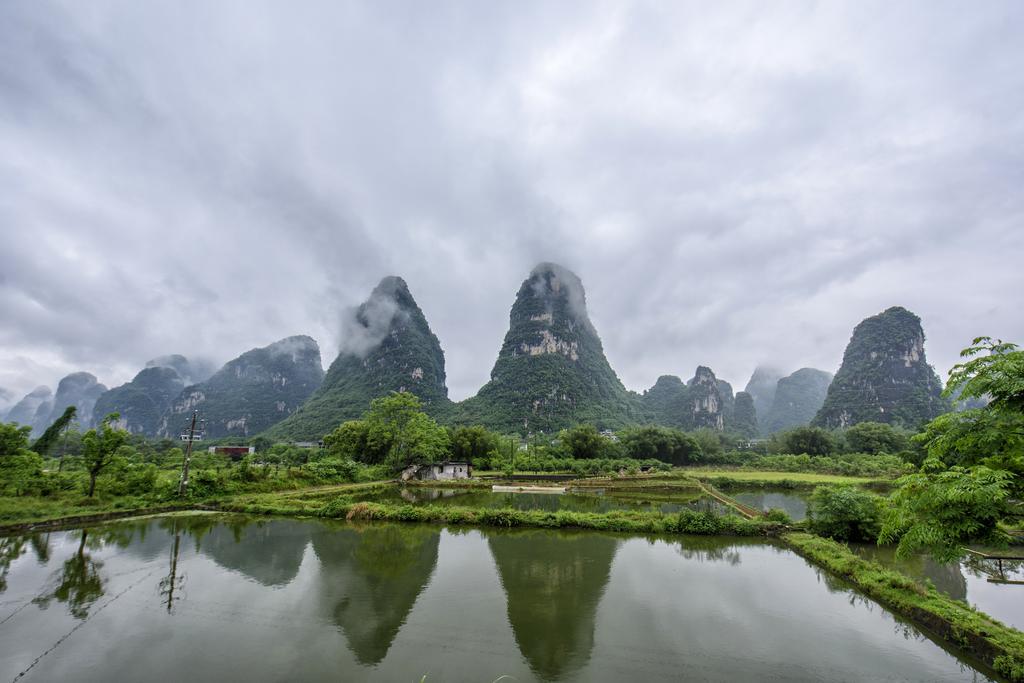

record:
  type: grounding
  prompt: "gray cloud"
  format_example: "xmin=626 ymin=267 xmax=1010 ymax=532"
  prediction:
xmin=1 ymin=1 xmax=1022 ymax=404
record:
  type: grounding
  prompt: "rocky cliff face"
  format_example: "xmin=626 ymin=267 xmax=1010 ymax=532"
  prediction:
xmin=49 ymin=373 xmax=107 ymax=430
xmin=689 ymin=366 xmax=725 ymax=430
xmin=160 ymin=335 xmax=324 ymax=439
xmin=813 ymin=306 xmax=949 ymax=429
xmin=640 ymin=366 xmax=732 ymax=432
xmin=744 ymin=366 xmax=782 ymax=434
xmin=6 ymin=386 xmax=53 ymax=435
xmin=764 ymin=368 xmax=832 ymax=433
xmin=458 ymin=263 xmax=641 ymax=433
xmin=93 ymin=365 xmax=186 ymax=435
xmin=267 ymin=277 xmax=449 ymax=441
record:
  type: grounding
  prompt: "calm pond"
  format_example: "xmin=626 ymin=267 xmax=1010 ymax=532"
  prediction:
xmin=728 ymin=487 xmax=812 ymax=521
xmin=0 ymin=514 xmax=997 ymax=682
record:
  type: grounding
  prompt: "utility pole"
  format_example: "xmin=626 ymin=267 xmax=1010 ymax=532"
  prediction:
xmin=177 ymin=411 xmax=200 ymax=497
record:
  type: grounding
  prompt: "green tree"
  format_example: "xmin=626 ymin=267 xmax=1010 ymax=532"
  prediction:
xmin=0 ymin=423 xmax=44 ymax=496
xmin=843 ymin=421 xmax=909 ymax=454
xmin=450 ymin=425 xmax=501 ymax=463
xmin=358 ymin=392 xmax=450 ymax=472
xmin=0 ymin=422 xmax=33 ymax=458
xmin=914 ymin=337 xmax=1024 ymax=494
xmin=807 ymin=485 xmax=883 ymax=542
xmin=82 ymin=414 xmax=129 ymax=497
xmin=557 ymin=424 xmax=606 ymax=459
xmin=31 ymin=406 xmax=77 ymax=457
xmin=775 ymin=426 xmax=835 ymax=456
xmin=880 ymin=459 xmax=1013 ymax=560
xmin=324 ymin=420 xmax=373 ymax=462
xmin=691 ymin=428 xmax=724 ymax=458
xmin=619 ymin=426 xmax=702 ymax=465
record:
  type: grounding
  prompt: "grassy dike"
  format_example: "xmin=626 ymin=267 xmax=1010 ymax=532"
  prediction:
xmin=784 ymin=532 xmax=1024 ymax=681
xmin=219 ymin=495 xmax=778 ymax=536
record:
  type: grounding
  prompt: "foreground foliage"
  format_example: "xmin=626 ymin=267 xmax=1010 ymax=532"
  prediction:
xmin=807 ymin=485 xmax=884 ymax=542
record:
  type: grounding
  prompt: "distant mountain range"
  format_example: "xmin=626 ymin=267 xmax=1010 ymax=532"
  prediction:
xmin=5 ymin=264 xmax=953 ymax=440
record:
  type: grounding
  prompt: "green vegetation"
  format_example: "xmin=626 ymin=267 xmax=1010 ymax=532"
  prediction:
xmin=82 ymin=413 xmax=129 ymax=497
xmin=30 ymin=406 xmax=77 ymax=457
xmin=221 ymin=495 xmax=776 ymax=537
xmin=772 ymin=425 xmax=836 ymax=456
xmin=684 ymin=469 xmax=884 ymax=487
xmin=324 ymin=392 xmax=450 ymax=472
xmin=843 ymin=421 xmax=911 ymax=455
xmin=880 ymin=337 xmax=1024 ymax=560
xmin=814 ymin=306 xmax=949 ymax=429
xmin=784 ymin=533 xmax=1024 ymax=681
xmin=618 ymin=425 xmax=702 ymax=464
xmin=269 ymin=278 xmax=451 ymax=441
xmin=807 ymin=485 xmax=884 ymax=542
xmin=880 ymin=461 xmax=1014 ymax=561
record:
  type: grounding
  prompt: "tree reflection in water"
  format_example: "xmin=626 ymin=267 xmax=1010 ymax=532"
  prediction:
xmin=32 ymin=530 xmax=104 ymax=619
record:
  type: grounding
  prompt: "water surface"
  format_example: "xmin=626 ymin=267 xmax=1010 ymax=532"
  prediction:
xmin=728 ymin=487 xmax=812 ymax=520
xmin=0 ymin=515 xmax=996 ymax=682
xmin=854 ymin=543 xmax=1024 ymax=632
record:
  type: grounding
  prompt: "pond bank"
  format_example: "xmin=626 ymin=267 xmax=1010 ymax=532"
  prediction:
xmin=785 ymin=532 xmax=1024 ymax=681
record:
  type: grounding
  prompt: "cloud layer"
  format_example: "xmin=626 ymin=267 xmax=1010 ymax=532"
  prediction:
xmin=2 ymin=1 xmax=1022 ymax=405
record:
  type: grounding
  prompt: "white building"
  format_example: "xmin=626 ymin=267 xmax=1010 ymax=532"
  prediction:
xmin=401 ymin=461 xmax=472 ymax=481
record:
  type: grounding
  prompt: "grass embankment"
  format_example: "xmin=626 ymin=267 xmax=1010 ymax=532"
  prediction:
xmin=571 ymin=471 xmax=704 ymax=491
xmin=0 ymin=480 xmax=398 ymax=532
xmin=784 ymin=532 xmax=1024 ymax=681
xmin=218 ymin=489 xmax=780 ymax=537
xmin=683 ymin=468 xmax=888 ymax=488
xmin=0 ymin=494 xmax=177 ymax=528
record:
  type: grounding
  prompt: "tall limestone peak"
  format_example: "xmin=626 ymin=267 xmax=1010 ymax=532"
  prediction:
xmin=160 ymin=335 xmax=324 ymax=439
xmin=267 ymin=277 xmax=449 ymax=441
xmin=50 ymin=372 xmax=107 ymax=430
xmin=6 ymin=386 xmax=53 ymax=435
xmin=765 ymin=367 xmax=832 ymax=434
xmin=744 ymin=366 xmax=782 ymax=433
xmin=688 ymin=366 xmax=725 ymax=430
xmin=640 ymin=375 xmax=689 ymax=427
xmin=93 ymin=366 xmax=186 ymax=435
xmin=459 ymin=263 xmax=640 ymax=433
xmin=813 ymin=306 xmax=949 ymax=429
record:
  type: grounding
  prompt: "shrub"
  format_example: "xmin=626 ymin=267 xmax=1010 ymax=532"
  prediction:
xmin=807 ymin=485 xmax=884 ymax=542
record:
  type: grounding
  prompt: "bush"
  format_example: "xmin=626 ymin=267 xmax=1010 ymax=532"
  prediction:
xmin=807 ymin=485 xmax=884 ymax=542
xmin=773 ymin=426 xmax=836 ymax=456
xmin=763 ymin=508 xmax=794 ymax=524
xmin=304 ymin=458 xmax=361 ymax=482
xmin=97 ymin=462 xmax=158 ymax=497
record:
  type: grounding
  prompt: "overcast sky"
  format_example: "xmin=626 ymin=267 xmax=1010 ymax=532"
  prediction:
xmin=2 ymin=1 xmax=1022 ymax=408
